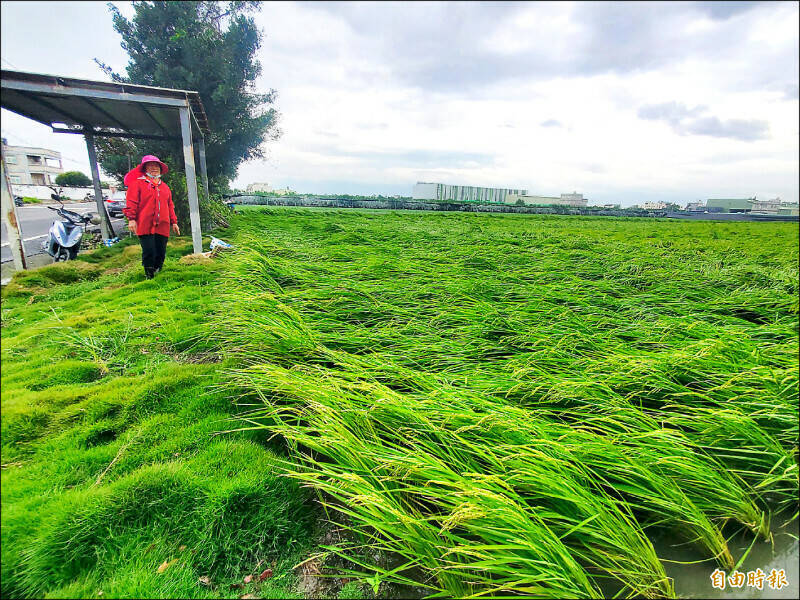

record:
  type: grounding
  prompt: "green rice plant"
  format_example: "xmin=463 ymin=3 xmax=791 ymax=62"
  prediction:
xmin=214 ymin=209 xmax=798 ymax=598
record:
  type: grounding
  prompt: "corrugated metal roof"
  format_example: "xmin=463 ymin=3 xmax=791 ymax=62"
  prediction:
xmin=1 ymin=69 xmax=210 ymax=139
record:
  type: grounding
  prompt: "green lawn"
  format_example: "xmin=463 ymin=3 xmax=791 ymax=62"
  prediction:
xmin=1 ymin=234 xmax=319 ymax=599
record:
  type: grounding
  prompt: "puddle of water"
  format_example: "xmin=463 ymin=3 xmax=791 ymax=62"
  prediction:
xmin=658 ymin=515 xmax=798 ymax=599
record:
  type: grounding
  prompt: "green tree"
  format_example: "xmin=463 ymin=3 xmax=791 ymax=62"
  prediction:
xmin=93 ymin=137 xmax=136 ymax=186
xmin=94 ymin=1 xmax=280 ymax=228
xmin=55 ymin=171 xmax=93 ymax=187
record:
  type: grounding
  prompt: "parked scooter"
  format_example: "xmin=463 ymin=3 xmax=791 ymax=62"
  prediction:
xmin=42 ymin=188 xmax=102 ymax=261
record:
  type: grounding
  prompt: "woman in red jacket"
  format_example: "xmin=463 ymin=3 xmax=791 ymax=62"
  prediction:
xmin=122 ymin=155 xmax=181 ymax=279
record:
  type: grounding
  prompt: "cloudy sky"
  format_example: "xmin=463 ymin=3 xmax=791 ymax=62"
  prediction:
xmin=1 ymin=1 xmax=798 ymax=205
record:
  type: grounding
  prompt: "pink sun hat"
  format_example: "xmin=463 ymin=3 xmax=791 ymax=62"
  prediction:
xmin=123 ymin=154 xmax=169 ymax=186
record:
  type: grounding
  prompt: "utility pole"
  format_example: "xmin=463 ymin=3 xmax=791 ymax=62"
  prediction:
xmin=1 ymin=144 xmax=27 ymax=270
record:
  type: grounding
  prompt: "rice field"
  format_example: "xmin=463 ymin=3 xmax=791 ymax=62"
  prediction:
xmin=216 ymin=208 xmax=798 ymax=599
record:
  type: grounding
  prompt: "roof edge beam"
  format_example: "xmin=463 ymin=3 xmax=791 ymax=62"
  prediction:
xmin=13 ymin=88 xmax=88 ymax=128
xmin=1 ymin=79 xmax=188 ymax=107
xmin=51 ymin=126 xmax=179 ymax=141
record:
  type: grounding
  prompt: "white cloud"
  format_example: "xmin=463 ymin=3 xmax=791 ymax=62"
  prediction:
xmin=1 ymin=1 xmax=797 ymax=205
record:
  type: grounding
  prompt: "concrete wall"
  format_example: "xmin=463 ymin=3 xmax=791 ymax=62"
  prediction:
xmin=11 ymin=183 xmax=102 ymax=201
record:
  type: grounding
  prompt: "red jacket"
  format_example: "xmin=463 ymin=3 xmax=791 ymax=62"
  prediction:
xmin=122 ymin=175 xmax=178 ymax=237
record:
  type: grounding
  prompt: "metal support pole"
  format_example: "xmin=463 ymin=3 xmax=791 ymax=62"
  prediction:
xmin=84 ymin=132 xmax=113 ymax=240
xmin=1 ymin=145 xmax=26 ymax=270
xmin=179 ymin=106 xmax=203 ymax=254
xmin=197 ymin=136 xmax=209 ymax=200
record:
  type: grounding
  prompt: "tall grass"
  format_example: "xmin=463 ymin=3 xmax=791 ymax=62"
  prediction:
xmin=216 ymin=210 xmax=798 ymax=598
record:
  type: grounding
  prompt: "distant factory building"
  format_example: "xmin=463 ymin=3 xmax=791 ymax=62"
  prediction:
xmin=413 ymin=182 xmax=527 ymax=203
xmin=559 ymin=192 xmax=586 ymax=206
xmin=751 ymin=197 xmax=799 ymax=215
xmin=507 ymin=192 xmax=588 ymax=207
xmin=706 ymin=198 xmax=755 ymax=213
xmin=751 ymin=198 xmax=781 ymax=213
xmin=702 ymin=197 xmax=798 ymax=215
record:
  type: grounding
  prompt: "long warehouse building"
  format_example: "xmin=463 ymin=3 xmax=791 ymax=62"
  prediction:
xmin=413 ymin=182 xmax=527 ymax=203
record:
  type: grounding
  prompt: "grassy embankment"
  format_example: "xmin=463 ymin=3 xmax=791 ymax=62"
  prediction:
xmin=1 ymin=234 xmax=323 ymax=599
xmin=217 ymin=208 xmax=798 ymax=598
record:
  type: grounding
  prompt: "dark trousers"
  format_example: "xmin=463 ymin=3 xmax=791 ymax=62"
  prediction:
xmin=139 ymin=234 xmax=168 ymax=275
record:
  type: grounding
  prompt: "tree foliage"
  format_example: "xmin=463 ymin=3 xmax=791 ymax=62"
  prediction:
xmin=94 ymin=0 xmax=280 ymax=206
xmin=55 ymin=171 xmax=93 ymax=187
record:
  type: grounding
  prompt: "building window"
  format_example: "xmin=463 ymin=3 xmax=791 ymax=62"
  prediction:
xmin=5 ymin=155 xmax=17 ymax=164
xmin=31 ymin=173 xmax=46 ymax=185
xmin=46 ymin=157 xmax=61 ymax=168
xmin=27 ymin=155 xmax=42 ymax=165
xmin=10 ymin=175 xmax=21 ymax=184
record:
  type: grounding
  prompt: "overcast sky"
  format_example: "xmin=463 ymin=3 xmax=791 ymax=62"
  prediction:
xmin=1 ymin=1 xmax=798 ymax=205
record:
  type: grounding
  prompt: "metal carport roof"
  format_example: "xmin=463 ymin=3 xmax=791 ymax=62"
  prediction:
xmin=1 ymin=70 xmax=210 ymax=267
xmin=0 ymin=69 xmax=210 ymax=139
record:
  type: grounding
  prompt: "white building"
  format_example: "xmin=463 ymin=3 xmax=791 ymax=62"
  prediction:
xmin=413 ymin=182 xmax=527 ymax=203
xmin=559 ymin=192 xmax=587 ymax=206
xmin=639 ymin=201 xmax=667 ymax=210
xmin=246 ymin=182 xmax=272 ymax=193
xmin=272 ymin=186 xmax=295 ymax=196
xmin=2 ymin=138 xmax=63 ymax=185
xmin=751 ymin=198 xmax=783 ymax=214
